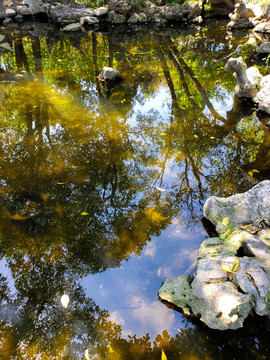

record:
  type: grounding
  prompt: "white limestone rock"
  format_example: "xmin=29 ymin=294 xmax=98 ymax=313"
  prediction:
xmin=204 ymin=180 xmax=270 ymax=235
xmin=159 ymin=182 xmax=270 ymax=330
xmin=225 ymin=56 xmax=262 ymax=98
xmin=255 ymin=75 xmax=270 ymax=116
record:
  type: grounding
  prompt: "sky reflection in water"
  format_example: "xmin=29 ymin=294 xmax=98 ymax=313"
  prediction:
xmin=0 ymin=20 xmax=269 ymax=359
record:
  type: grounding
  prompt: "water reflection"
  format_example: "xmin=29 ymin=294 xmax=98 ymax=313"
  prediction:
xmin=0 ymin=20 xmax=269 ymax=358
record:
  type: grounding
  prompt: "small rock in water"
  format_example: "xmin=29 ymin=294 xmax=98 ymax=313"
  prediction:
xmin=62 ymin=23 xmax=82 ymax=31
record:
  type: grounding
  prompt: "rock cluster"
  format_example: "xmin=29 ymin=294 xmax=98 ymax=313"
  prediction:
xmin=226 ymin=0 xmax=270 ymax=34
xmin=159 ymin=181 xmax=270 ymax=330
xmin=254 ymin=4 xmax=270 ymax=34
xmin=0 ymin=0 xmax=269 ymax=32
xmin=225 ymin=56 xmax=270 ymax=116
xmin=0 ymin=0 xmax=202 ymax=28
xmin=227 ymin=0 xmax=255 ymax=29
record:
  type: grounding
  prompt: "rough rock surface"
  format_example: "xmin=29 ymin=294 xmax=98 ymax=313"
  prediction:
xmin=254 ymin=22 xmax=270 ymax=34
xmin=260 ymin=4 xmax=270 ymax=21
xmin=227 ymin=0 xmax=255 ymax=29
xmin=17 ymin=0 xmax=46 ymax=16
xmin=107 ymin=10 xmax=127 ymax=24
xmin=62 ymin=22 xmax=81 ymax=31
xmin=255 ymin=75 xmax=270 ymax=116
xmin=258 ymin=41 xmax=270 ymax=54
xmin=80 ymin=16 xmax=99 ymax=26
xmin=206 ymin=0 xmax=236 ymax=17
xmin=99 ymin=67 xmax=122 ymax=88
xmin=50 ymin=5 xmax=94 ymax=25
xmin=159 ymin=4 xmax=187 ymax=21
xmin=127 ymin=12 xmax=147 ymax=24
xmin=159 ymin=181 xmax=270 ymax=330
xmin=92 ymin=7 xmax=108 ymax=18
xmin=108 ymin=0 xmax=133 ymax=16
xmin=225 ymin=56 xmax=262 ymax=98
xmin=204 ymin=180 xmax=270 ymax=234
xmin=225 ymin=57 xmax=270 ymax=115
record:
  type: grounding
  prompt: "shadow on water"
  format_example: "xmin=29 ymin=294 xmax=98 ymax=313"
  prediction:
xmin=0 ymin=19 xmax=269 ymax=358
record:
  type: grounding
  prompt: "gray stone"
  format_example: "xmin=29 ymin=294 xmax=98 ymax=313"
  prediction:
xmin=142 ymin=1 xmax=159 ymax=19
xmin=17 ymin=0 xmax=46 ymax=16
xmin=235 ymin=257 xmax=270 ymax=315
xmin=92 ymin=7 xmax=108 ymax=17
xmin=225 ymin=56 xmax=262 ymax=98
xmin=234 ymin=0 xmax=255 ymax=19
xmin=225 ymin=57 xmax=270 ymax=114
xmin=108 ymin=0 xmax=133 ymax=15
xmin=254 ymin=22 xmax=270 ymax=34
xmin=80 ymin=16 xmax=99 ymax=26
xmin=185 ymin=1 xmax=201 ymax=19
xmin=192 ymin=15 xmax=203 ymax=24
xmin=151 ymin=13 xmax=167 ymax=24
xmin=204 ymin=180 xmax=270 ymax=235
xmin=227 ymin=0 xmax=257 ymax=29
xmin=244 ymin=229 xmax=270 ymax=269
xmin=159 ymin=4 xmax=186 ymax=21
xmin=255 ymin=75 xmax=270 ymax=116
xmin=107 ymin=10 xmax=127 ymax=24
xmin=159 ymin=182 xmax=270 ymax=330
xmin=62 ymin=23 xmax=81 ymax=31
xmin=3 ymin=18 xmax=13 ymax=25
xmin=190 ymin=281 xmax=251 ymax=330
xmin=127 ymin=12 xmax=147 ymax=24
xmin=158 ymin=275 xmax=192 ymax=315
xmin=261 ymin=5 xmax=270 ymax=21
xmin=227 ymin=17 xmax=254 ymax=29
xmin=50 ymin=5 xmax=93 ymax=25
xmin=99 ymin=67 xmax=122 ymax=83
xmin=258 ymin=41 xmax=270 ymax=54
xmin=14 ymin=14 xmax=23 ymax=21
xmin=5 ymin=8 xmax=16 ymax=18
xmin=206 ymin=0 xmax=236 ymax=17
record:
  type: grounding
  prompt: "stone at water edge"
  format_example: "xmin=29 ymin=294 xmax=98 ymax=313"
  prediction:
xmin=159 ymin=181 xmax=270 ymax=330
xmin=99 ymin=67 xmax=122 ymax=83
xmin=258 ymin=41 xmax=270 ymax=54
xmin=254 ymin=22 xmax=270 ymax=34
xmin=62 ymin=23 xmax=81 ymax=31
xmin=17 ymin=0 xmax=46 ymax=16
xmin=255 ymin=75 xmax=270 ymax=116
xmin=203 ymin=180 xmax=270 ymax=236
xmin=225 ymin=56 xmax=262 ymax=98
xmin=158 ymin=275 xmax=192 ymax=316
xmin=93 ymin=7 xmax=108 ymax=18
xmin=80 ymin=16 xmax=99 ymax=26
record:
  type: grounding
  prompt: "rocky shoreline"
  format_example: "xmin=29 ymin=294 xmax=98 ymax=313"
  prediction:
xmin=0 ymin=0 xmax=269 ymax=34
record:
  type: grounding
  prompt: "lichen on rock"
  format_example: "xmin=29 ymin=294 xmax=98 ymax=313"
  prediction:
xmin=158 ymin=181 xmax=270 ymax=330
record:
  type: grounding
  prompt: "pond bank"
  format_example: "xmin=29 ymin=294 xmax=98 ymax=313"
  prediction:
xmin=0 ymin=0 xmax=269 ymax=33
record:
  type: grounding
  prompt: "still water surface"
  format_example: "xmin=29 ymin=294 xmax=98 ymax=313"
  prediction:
xmin=0 ymin=20 xmax=269 ymax=359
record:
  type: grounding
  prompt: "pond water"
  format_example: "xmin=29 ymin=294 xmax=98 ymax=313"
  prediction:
xmin=0 ymin=20 xmax=270 ymax=359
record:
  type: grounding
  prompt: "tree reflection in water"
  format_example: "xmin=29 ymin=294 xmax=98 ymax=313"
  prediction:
xmin=0 ymin=21 xmax=269 ymax=358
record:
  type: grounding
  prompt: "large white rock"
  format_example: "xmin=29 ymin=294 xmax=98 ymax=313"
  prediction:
xmin=159 ymin=182 xmax=270 ymax=330
xmin=255 ymin=75 xmax=270 ymax=116
xmin=204 ymin=180 xmax=270 ymax=235
xmin=225 ymin=56 xmax=262 ymax=98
